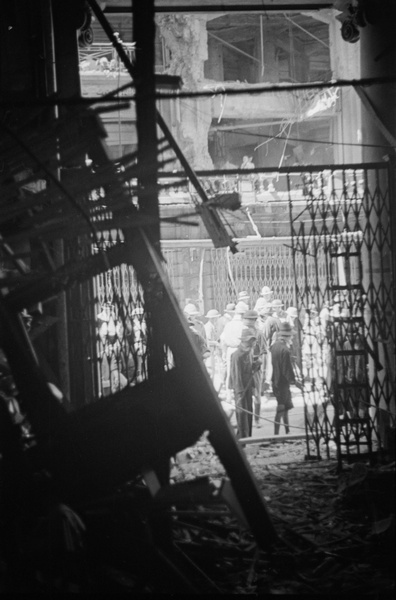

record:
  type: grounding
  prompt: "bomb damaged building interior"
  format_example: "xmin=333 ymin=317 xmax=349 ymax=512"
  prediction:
xmin=0 ymin=0 xmax=395 ymax=594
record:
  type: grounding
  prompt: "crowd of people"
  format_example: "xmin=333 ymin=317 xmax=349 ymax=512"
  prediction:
xmin=183 ymin=287 xmax=306 ymax=440
xmin=183 ymin=288 xmax=368 ymax=441
xmin=96 ymin=287 xmax=366 ymax=440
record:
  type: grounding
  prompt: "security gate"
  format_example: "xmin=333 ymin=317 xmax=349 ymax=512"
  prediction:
xmin=289 ymin=162 xmax=395 ymax=466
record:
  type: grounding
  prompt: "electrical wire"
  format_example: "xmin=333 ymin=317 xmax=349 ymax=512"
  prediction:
xmin=179 ymin=94 xmax=394 ymax=153
xmin=254 ymin=118 xmax=293 ymax=152
xmin=222 ymin=127 xmax=396 ymax=151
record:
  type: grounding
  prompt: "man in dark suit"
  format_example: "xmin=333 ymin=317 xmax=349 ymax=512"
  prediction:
xmin=270 ymin=322 xmax=302 ymax=435
xmin=229 ymin=327 xmax=258 ymax=440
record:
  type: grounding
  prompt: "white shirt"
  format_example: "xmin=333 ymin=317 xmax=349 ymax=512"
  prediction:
xmin=220 ymin=316 xmax=245 ymax=349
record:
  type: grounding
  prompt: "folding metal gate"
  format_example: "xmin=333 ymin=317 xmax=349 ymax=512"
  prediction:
xmin=289 ymin=162 xmax=395 ymax=466
xmin=161 ymin=239 xmax=329 ymax=313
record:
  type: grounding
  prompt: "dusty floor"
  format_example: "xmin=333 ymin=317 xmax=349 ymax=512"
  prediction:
xmin=169 ymin=437 xmax=395 ymax=595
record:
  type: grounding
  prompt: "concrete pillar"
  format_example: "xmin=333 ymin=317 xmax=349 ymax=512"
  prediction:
xmin=359 ymin=3 xmax=396 ymax=447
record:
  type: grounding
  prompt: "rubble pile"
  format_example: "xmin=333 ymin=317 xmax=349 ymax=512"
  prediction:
xmin=170 ymin=438 xmax=395 ymax=595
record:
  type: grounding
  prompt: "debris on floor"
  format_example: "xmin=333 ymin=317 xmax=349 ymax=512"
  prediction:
xmin=169 ymin=437 xmax=395 ymax=594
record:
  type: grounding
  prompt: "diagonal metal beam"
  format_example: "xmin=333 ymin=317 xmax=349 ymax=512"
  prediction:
xmin=87 ymin=0 xmax=238 ymax=252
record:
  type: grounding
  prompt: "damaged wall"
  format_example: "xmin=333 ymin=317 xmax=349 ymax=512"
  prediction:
xmin=157 ymin=14 xmax=214 ymax=169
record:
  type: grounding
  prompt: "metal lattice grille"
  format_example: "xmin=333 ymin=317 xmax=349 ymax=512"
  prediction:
xmin=163 ymin=241 xmax=329 ymax=314
xmin=68 ymin=224 xmax=176 ymax=402
xmin=210 ymin=243 xmax=298 ymax=308
xmin=93 ymin=259 xmax=149 ymax=397
xmin=289 ymin=164 xmax=395 ymax=464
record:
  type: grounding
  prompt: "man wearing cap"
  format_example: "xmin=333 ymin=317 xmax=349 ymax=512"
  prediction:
xmin=254 ymin=286 xmax=273 ymax=313
xmin=220 ymin=301 xmax=248 ymax=404
xmin=270 ymin=322 xmax=298 ymax=435
xmin=229 ymin=327 xmax=258 ymax=440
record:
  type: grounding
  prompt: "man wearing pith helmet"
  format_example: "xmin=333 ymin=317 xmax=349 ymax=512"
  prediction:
xmin=254 ymin=285 xmax=273 ymax=313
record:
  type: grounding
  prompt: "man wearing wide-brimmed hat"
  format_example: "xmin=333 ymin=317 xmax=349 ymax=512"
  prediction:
xmin=271 ymin=298 xmax=286 ymax=321
xmin=217 ymin=303 xmax=235 ymax=339
xmin=236 ymin=290 xmax=250 ymax=306
xmin=270 ymin=321 xmax=299 ymax=435
xmin=253 ymin=285 xmax=273 ymax=313
xmin=183 ymin=302 xmax=210 ymax=360
xmin=183 ymin=302 xmax=207 ymax=342
xmin=229 ymin=327 xmax=258 ymax=440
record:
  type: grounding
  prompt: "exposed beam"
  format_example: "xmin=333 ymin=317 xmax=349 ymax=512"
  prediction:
xmin=208 ymin=31 xmax=260 ymax=63
xmin=283 ymin=13 xmax=329 ymax=48
xmin=87 ymin=0 xmax=238 ymax=252
xmin=103 ymin=1 xmax=334 ymax=14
